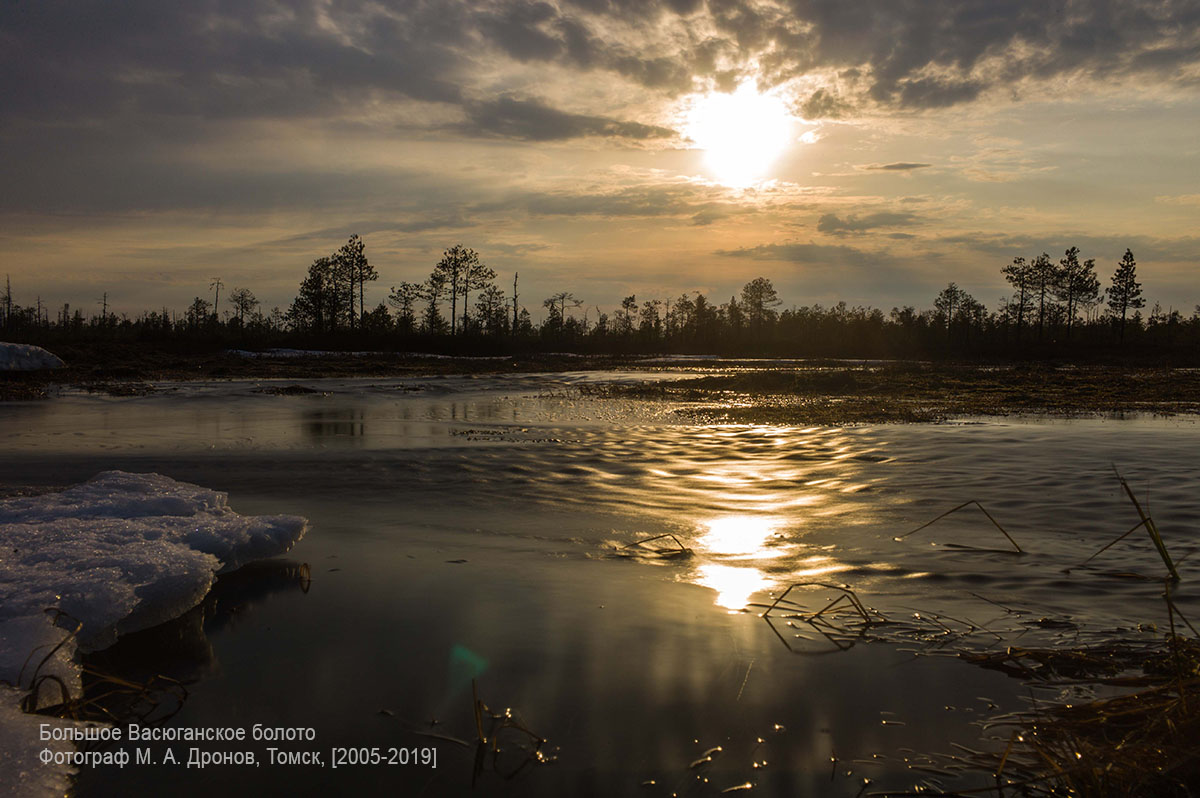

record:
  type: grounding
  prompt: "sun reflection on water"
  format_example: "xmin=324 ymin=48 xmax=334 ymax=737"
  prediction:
xmin=695 ymin=563 xmax=770 ymax=611
xmin=622 ymin=426 xmax=887 ymax=611
xmin=698 ymin=515 xmax=785 ymax=558
xmin=688 ymin=512 xmax=853 ymax=611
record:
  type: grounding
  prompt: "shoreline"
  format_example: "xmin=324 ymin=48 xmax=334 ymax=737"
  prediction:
xmin=5 ymin=351 xmax=1199 ymax=425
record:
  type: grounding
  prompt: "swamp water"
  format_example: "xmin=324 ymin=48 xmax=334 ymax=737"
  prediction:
xmin=2 ymin=369 xmax=1199 ymax=796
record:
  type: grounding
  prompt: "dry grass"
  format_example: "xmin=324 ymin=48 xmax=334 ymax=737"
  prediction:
xmin=589 ymin=363 xmax=1200 ymax=425
xmin=470 ymin=680 xmax=556 ymax=784
xmin=18 ymin=609 xmax=188 ymax=727
xmin=895 ymin=500 xmax=1023 ymax=553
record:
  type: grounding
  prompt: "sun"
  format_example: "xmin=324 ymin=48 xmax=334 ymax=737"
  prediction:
xmin=684 ymin=82 xmax=795 ymax=187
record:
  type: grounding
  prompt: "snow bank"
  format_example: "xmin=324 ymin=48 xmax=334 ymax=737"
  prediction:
xmin=0 ymin=343 xmax=64 ymax=371
xmin=0 ymin=471 xmax=308 ymax=649
xmin=0 ymin=471 xmax=307 ymax=796
xmin=0 ymin=687 xmax=96 ymax=798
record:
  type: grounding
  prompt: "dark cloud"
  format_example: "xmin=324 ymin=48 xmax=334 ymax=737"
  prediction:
xmin=713 ymin=239 xmax=931 ymax=298
xmin=860 ymin=162 xmax=932 ymax=171
xmin=5 ymin=0 xmax=1198 ymax=146
xmin=817 ymin=212 xmax=919 ymax=235
xmin=798 ymin=88 xmax=853 ymax=119
xmin=478 ymin=1 xmax=564 ymax=62
xmin=487 ymin=184 xmax=735 ymax=219
xmin=456 ymin=96 xmax=676 ymax=141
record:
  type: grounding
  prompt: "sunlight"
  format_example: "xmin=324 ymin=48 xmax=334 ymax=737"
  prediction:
xmin=695 ymin=563 xmax=769 ymax=611
xmin=698 ymin=515 xmax=783 ymax=558
xmin=684 ymin=82 xmax=795 ymax=187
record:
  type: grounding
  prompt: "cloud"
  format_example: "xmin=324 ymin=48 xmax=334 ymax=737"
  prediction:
xmin=714 ymin=239 xmax=934 ymax=298
xmin=937 ymin=232 xmax=1200 ymax=264
xmin=455 ymin=96 xmax=676 ymax=141
xmin=859 ymin=162 xmax=932 ymax=172
xmin=4 ymin=0 xmax=1198 ymax=156
xmin=716 ymin=241 xmax=896 ymax=269
xmin=817 ymin=212 xmax=920 ymax=235
xmin=483 ymin=182 xmax=743 ymax=220
xmin=1156 ymin=194 xmax=1200 ymax=206
xmin=798 ymin=88 xmax=853 ymax=120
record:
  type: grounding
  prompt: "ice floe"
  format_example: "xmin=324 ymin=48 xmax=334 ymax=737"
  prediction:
xmin=0 ymin=471 xmax=307 ymax=796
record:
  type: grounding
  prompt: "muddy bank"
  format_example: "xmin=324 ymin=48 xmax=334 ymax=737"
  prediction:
xmin=0 ymin=346 xmax=648 ymax=400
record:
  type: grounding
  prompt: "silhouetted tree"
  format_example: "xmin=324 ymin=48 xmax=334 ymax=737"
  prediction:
xmin=433 ymin=245 xmax=480 ymax=335
xmin=1030 ymin=253 xmax=1056 ymax=341
xmin=2 ymin=275 xmax=11 ymax=329
xmin=209 ymin=277 xmax=224 ymax=322
xmin=185 ymin=297 xmax=211 ymax=329
xmin=1055 ymin=247 xmax=1100 ymax=340
xmin=639 ymin=299 xmax=663 ymax=340
xmin=228 ymin=287 xmax=258 ymax=327
xmin=361 ymin=302 xmax=392 ymax=334
xmin=511 ymin=273 xmax=520 ymax=337
xmin=617 ymin=295 xmax=637 ymax=336
xmin=543 ymin=291 xmax=581 ymax=336
xmin=422 ymin=272 xmax=449 ymax=334
xmin=934 ymin=282 xmax=966 ymax=340
xmin=725 ymin=295 xmax=744 ymax=338
xmin=1001 ymin=256 xmax=1034 ymax=341
xmin=288 ymin=256 xmax=342 ymax=332
xmin=475 ymin=284 xmax=508 ymax=336
xmin=741 ymin=277 xmax=781 ymax=333
xmin=1108 ymin=249 xmax=1144 ymax=342
xmin=336 ymin=234 xmax=374 ymax=329
xmin=460 ymin=256 xmax=495 ymax=333
xmin=387 ymin=282 xmax=422 ymax=335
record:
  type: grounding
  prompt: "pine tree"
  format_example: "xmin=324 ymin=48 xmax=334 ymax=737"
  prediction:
xmin=1107 ymin=249 xmax=1144 ymax=342
xmin=334 ymin=234 xmax=375 ymax=330
xmin=1055 ymin=247 xmax=1100 ymax=340
xmin=1030 ymin=253 xmax=1056 ymax=341
xmin=433 ymin=245 xmax=480 ymax=335
xmin=1001 ymin=256 xmax=1034 ymax=341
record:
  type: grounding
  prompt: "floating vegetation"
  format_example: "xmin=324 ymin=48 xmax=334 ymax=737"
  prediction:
xmin=896 ymin=500 xmax=1023 ymax=554
xmin=755 ymin=582 xmax=888 ymax=654
xmin=470 ymin=680 xmax=557 ymax=784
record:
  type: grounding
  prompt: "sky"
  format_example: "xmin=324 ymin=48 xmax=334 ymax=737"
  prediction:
xmin=2 ymin=0 xmax=1199 ymax=320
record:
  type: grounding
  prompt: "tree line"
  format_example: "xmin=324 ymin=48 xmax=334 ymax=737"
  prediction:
xmin=4 ymin=236 xmax=1198 ymax=359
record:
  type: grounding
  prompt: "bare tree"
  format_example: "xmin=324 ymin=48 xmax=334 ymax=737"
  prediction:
xmin=209 ymin=277 xmax=224 ymax=321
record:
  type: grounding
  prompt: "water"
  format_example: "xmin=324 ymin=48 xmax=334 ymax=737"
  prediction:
xmin=2 ymin=371 xmax=1198 ymax=796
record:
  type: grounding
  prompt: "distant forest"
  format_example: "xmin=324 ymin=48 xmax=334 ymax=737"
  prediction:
xmin=4 ymin=235 xmax=1198 ymax=359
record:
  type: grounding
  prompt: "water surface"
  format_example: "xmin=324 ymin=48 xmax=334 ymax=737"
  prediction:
xmin=2 ymin=371 xmax=1197 ymax=796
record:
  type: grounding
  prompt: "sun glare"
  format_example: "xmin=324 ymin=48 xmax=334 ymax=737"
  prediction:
xmin=685 ymin=83 xmax=795 ymax=187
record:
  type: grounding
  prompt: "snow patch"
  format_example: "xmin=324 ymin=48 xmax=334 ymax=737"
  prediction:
xmin=0 ymin=687 xmax=99 ymax=798
xmin=0 ymin=343 xmax=64 ymax=371
xmin=0 ymin=471 xmax=307 ymax=795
